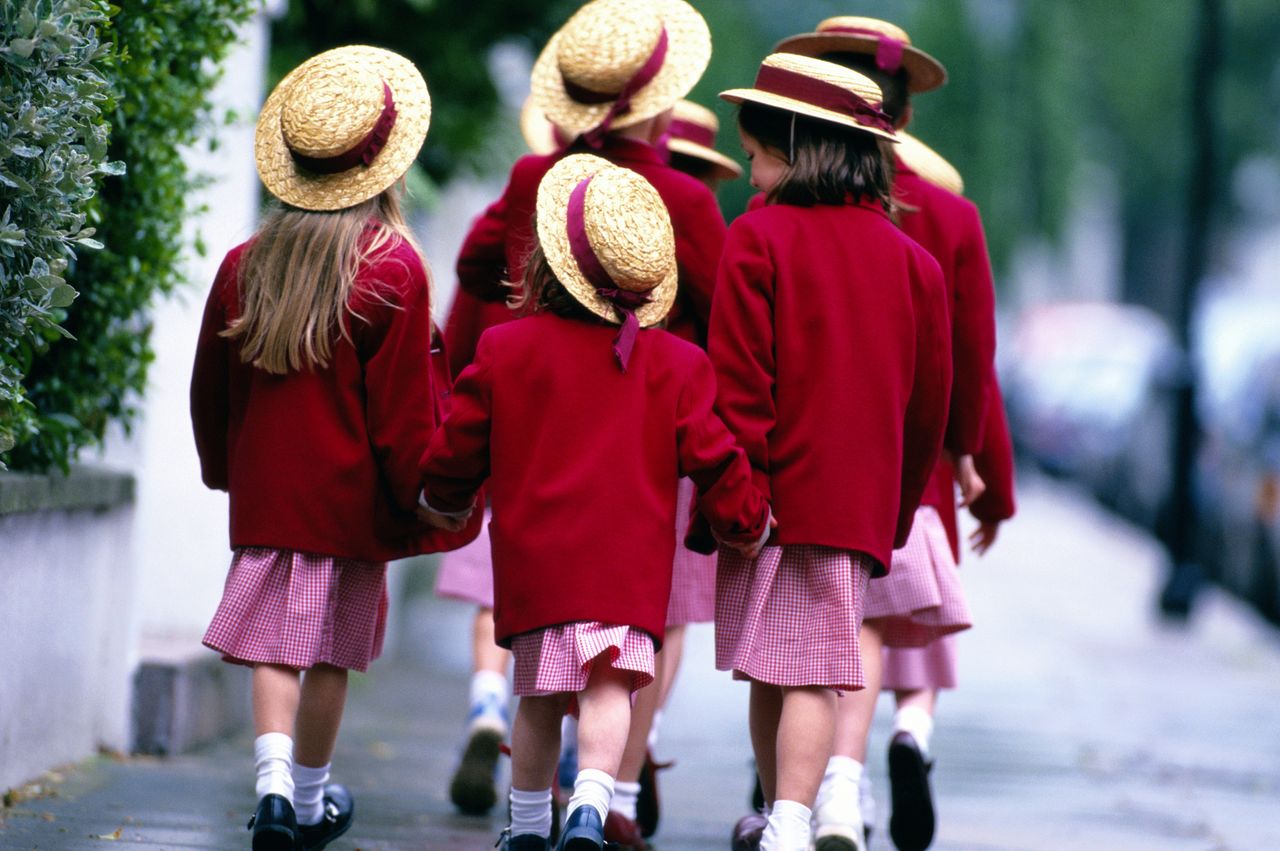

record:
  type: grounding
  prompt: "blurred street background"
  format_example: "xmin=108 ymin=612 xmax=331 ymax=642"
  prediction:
xmin=3 ymin=1 xmax=1280 ymax=849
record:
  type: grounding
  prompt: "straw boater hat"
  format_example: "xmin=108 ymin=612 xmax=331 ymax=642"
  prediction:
xmin=530 ymin=0 xmax=711 ymax=144
xmin=665 ymin=100 xmax=742 ymax=181
xmin=775 ymin=16 xmax=947 ymax=94
xmin=519 ymin=96 xmax=570 ymax=156
xmin=897 ymin=131 xmax=964 ymax=194
xmin=536 ymin=153 xmax=677 ymax=371
xmin=720 ymin=53 xmax=898 ymax=142
xmin=255 ymin=45 xmax=431 ymax=211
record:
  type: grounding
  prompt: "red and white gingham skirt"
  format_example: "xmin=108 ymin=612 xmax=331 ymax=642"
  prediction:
xmin=433 ymin=508 xmax=494 ymax=608
xmin=667 ymin=478 xmax=717 ymax=626
xmin=715 ymin=545 xmax=874 ymax=691
xmin=203 ymin=548 xmax=387 ymax=672
xmin=881 ymin=634 xmax=959 ymax=691
xmin=864 ymin=507 xmax=971 ymax=648
xmin=510 ymin=622 xmax=656 ymax=697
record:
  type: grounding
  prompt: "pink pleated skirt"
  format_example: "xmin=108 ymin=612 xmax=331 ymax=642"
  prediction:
xmin=510 ymin=621 xmax=656 ymax=697
xmin=881 ymin=634 xmax=959 ymax=691
xmin=863 ymin=507 xmax=971 ymax=648
xmin=203 ymin=547 xmax=387 ymax=672
xmin=433 ymin=508 xmax=494 ymax=608
xmin=667 ymin=477 xmax=717 ymax=626
xmin=715 ymin=545 xmax=875 ymax=691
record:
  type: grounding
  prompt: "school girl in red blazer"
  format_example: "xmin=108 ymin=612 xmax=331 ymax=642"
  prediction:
xmin=190 ymin=48 xmax=478 ymax=851
xmin=420 ymin=154 xmax=771 ymax=851
xmin=709 ymin=53 xmax=952 ymax=851
xmin=773 ymin=18 xmax=1005 ymax=851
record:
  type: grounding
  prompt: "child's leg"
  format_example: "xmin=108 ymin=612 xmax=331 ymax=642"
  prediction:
xmin=888 ymin=687 xmax=938 ymax=851
xmin=253 ymin=664 xmax=302 ymax=800
xmin=748 ymin=681 xmax=784 ymax=808
xmin=453 ymin=607 xmax=512 ymax=815
xmin=812 ymin=623 xmax=884 ymax=850
xmin=759 ymin=685 xmax=838 ymax=851
xmin=655 ymin=624 xmax=686 ymax=712
xmin=612 ymin=650 xmax=665 ymax=820
xmin=291 ymin=663 xmax=349 ymax=827
xmin=509 ymin=692 xmax=572 ymax=840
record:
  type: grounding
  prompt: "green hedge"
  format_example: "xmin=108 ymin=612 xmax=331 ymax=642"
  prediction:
xmin=2 ymin=0 xmax=254 ymax=472
xmin=0 ymin=0 xmax=116 ymax=463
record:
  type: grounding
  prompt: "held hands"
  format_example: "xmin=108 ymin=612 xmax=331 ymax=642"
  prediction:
xmin=718 ymin=510 xmax=778 ymax=560
xmin=415 ymin=489 xmax=475 ymax=533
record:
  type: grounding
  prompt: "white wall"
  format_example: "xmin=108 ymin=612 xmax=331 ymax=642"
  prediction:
xmin=0 ymin=505 xmax=135 ymax=790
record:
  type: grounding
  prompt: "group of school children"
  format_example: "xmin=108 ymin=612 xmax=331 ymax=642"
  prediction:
xmin=189 ymin=2 xmax=1016 ymax=850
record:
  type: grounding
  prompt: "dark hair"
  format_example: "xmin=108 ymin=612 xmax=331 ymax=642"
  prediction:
xmin=509 ymin=243 xmax=601 ymax=324
xmin=669 ymin=151 xmax=719 ymax=185
xmin=818 ymin=51 xmax=910 ymax=124
xmin=738 ymin=101 xmax=894 ymax=210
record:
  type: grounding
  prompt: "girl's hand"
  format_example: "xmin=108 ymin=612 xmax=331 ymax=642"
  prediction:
xmin=951 ymin=453 xmax=986 ymax=507
xmin=416 ymin=490 xmax=474 ymax=532
xmin=721 ymin=512 xmax=777 ymax=560
xmin=969 ymin=521 xmax=999 ymax=555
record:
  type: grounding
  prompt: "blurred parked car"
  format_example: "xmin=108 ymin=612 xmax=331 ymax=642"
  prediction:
xmin=1194 ymin=291 xmax=1280 ymax=622
xmin=1002 ymin=301 xmax=1180 ymax=529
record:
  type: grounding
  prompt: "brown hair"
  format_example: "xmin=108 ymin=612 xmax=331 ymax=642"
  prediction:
xmin=225 ymin=187 xmax=428 ymax=374
xmin=508 ymin=243 xmax=600 ymax=324
xmin=738 ymin=101 xmax=894 ymax=211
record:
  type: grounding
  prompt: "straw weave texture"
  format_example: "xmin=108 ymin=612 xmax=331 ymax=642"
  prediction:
xmin=897 ymin=131 xmax=964 ymax=195
xmin=666 ymin=99 xmax=742 ymax=179
xmin=256 ymin=45 xmax=431 ymax=211
xmin=536 ymin=154 xmax=676 ymax=328
xmin=775 ymin=15 xmax=947 ymax=94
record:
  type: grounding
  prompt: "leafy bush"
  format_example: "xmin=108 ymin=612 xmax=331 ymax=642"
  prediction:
xmin=0 ymin=0 xmax=115 ymax=462
xmin=4 ymin=0 xmax=254 ymax=471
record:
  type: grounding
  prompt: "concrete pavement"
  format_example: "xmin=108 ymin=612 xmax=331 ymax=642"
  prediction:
xmin=3 ymin=475 xmax=1278 ymax=849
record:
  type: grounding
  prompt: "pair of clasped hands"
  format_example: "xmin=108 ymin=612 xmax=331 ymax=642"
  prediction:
xmin=416 ymin=496 xmax=777 ymax=560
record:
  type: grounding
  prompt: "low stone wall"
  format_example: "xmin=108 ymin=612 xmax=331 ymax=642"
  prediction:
xmin=0 ymin=467 xmax=137 ymax=791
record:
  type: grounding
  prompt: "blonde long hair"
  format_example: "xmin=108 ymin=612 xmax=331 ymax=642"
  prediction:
xmin=224 ymin=187 xmax=428 ymax=374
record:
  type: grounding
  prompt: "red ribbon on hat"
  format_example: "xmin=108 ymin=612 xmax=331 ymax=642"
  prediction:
xmin=565 ymin=175 xmax=651 ymax=372
xmin=822 ymin=25 xmax=906 ymax=74
xmin=287 ymin=82 xmax=399 ymax=175
xmin=666 ymin=117 xmax=716 ymax=147
xmin=565 ymin=27 xmax=669 ymax=149
xmin=753 ymin=63 xmax=894 ymax=133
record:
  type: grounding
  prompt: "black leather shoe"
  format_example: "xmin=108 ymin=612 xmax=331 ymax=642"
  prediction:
xmin=247 ymin=794 xmax=299 ymax=851
xmin=298 ymin=784 xmax=354 ymax=851
xmin=498 ymin=828 xmax=552 ymax=850
xmin=556 ymin=805 xmax=605 ymax=851
xmin=888 ymin=731 xmax=935 ymax=851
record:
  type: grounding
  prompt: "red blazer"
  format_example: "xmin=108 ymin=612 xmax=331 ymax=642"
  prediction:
xmin=708 ymin=201 xmax=952 ymax=572
xmin=925 ymin=374 xmax=1018 ymax=561
xmin=448 ymin=135 xmax=726 ymax=356
xmin=420 ymin=312 xmax=769 ymax=646
xmin=190 ymin=238 xmax=481 ymax=562
xmin=893 ymin=161 xmax=997 ymax=457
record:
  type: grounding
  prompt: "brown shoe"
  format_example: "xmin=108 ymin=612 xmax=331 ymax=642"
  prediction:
xmin=603 ymin=810 xmax=647 ymax=850
xmin=731 ymin=812 xmax=767 ymax=851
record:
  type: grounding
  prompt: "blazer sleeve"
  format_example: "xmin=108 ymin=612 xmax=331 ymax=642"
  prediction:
xmin=189 ymin=251 xmax=235 ymax=492
xmin=455 ymin=193 xmax=510 ymax=303
xmin=970 ymin=377 xmax=1017 ymax=524
xmin=707 ymin=221 xmax=777 ymax=502
xmin=420 ymin=332 xmax=495 ymax=513
xmin=943 ymin=201 xmax=997 ymax=456
xmin=357 ymin=249 xmax=441 ymax=514
xmin=896 ymin=252 xmax=954 ymax=547
xmin=676 ymin=351 xmax=770 ymax=546
xmin=672 ymin=185 xmax=727 ymax=339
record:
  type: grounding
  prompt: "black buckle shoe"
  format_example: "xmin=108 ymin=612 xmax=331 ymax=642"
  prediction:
xmin=887 ymin=731 xmax=936 ymax=851
xmin=298 ymin=784 xmax=354 ymax=851
xmin=247 ymin=794 xmax=300 ymax=851
xmin=497 ymin=827 xmax=553 ymax=850
xmin=557 ymin=806 xmax=608 ymax=851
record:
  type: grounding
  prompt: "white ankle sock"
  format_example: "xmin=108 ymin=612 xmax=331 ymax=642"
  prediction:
xmin=761 ymin=799 xmax=811 ymax=850
xmin=646 ymin=708 xmax=664 ymax=751
xmin=859 ymin=771 xmax=876 ymax=830
xmin=509 ymin=787 xmax=553 ymax=838
xmin=892 ymin=705 xmax=935 ymax=757
xmin=292 ymin=762 xmax=329 ymax=826
xmin=611 ymin=780 xmax=640 ymax=821
xmin=567 ymin=768 xmax=614 ymax=823
xmin=824 ymin=755 xmax=863 ymax=787
xmin=254 ymin=732 xmax=295 ymax=801
xmin=468 ymin=670 xmax=509 ymax=733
